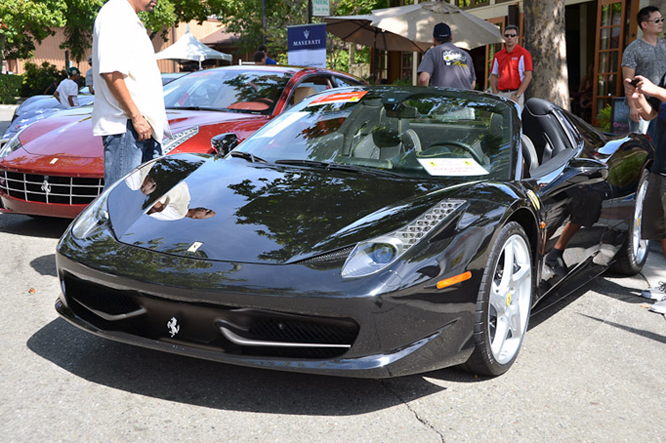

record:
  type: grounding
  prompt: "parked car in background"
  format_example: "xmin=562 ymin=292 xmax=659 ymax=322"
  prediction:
xmin=55 ymin=86 xmax=653 ymax=378
xmin=2 ymin=73 xmax=186 ymax=148
xmin=0 ymin=66 xmax=363 ymax=218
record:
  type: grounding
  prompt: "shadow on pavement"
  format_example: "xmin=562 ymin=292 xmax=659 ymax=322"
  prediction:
xmin=28 ymin=318 xmax=450 ymax=414
xmin=0 ymin=214 xmax=71 ymax=239
xmin=31 ymin=253 xmax=57 ymax=277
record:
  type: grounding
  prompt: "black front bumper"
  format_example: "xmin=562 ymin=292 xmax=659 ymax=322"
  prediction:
xmin=55 ymin=249 xmax=476 ymax=378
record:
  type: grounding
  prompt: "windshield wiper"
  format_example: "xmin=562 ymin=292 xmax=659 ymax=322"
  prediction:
xmin=167 ymin=106 xmax=223 ymax=112
xmin=229 ymin=150 xmax=266 ymax=163
xmin=274 ymin=159 xmax=399 ymax=177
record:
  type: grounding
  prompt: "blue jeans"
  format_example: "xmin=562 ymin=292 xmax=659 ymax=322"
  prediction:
xmin=103 ymin=120 xmax=161 ymax=189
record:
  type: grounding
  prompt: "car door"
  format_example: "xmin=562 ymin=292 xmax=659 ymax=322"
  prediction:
xmin=522 ymin=106 xmax=611 ymax=295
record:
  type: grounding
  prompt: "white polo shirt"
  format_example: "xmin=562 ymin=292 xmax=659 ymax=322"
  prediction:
xmin=91 ymin=0 xmax=169 ymax=141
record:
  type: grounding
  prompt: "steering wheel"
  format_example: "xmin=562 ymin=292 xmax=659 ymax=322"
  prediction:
xmin=420 ymin=140 xmax=484 ymax=164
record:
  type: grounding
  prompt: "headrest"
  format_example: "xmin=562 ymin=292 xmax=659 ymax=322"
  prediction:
xmin=372 ymin=117 xmax=401 ymax=147
xmin=293 ymin=86 xmax=315 ymax=105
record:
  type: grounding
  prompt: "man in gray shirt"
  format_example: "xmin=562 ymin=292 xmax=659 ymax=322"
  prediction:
xmin=622 ymin=5 xmax=666 ymax=134
xmin=418 ymin=23 xmax=476 ymax=90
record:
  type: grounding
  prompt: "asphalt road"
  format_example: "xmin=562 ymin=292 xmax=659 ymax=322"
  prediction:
xmin=1 ymin=105 xmax=666 ymax=442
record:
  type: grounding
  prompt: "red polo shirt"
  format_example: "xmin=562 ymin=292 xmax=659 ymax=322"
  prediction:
xmin=491 ymin=45 xmax=533 ymax=91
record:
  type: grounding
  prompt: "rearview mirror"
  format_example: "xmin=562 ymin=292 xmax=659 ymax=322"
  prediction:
xmin=211 ymin=133 xmax=239 ymax=156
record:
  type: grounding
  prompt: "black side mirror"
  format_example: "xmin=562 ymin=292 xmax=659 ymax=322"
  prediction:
xmin=212 ymin=133 xmax=239 ymax=156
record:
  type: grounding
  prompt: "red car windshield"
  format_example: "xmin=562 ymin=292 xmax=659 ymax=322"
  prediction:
xmin=163 ymin=70 xmax=292 ymax=115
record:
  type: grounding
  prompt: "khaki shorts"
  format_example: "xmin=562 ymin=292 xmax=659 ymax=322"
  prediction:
xmin=642 ymin=172 xmax=666 ymax=240
xmin=497 ymin=90 xmax=525 ymax=109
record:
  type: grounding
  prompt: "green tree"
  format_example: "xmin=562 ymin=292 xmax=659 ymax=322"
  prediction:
xmin=0 ymin=0 xmax=67 ymax=67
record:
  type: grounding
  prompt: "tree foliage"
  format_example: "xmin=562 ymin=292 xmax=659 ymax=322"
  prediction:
xmin=0 ymin=0 xmax=67 ymax=61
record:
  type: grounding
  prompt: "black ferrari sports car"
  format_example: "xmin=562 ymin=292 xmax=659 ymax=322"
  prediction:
xmin=55 ymin=86 xmax=654 ymax=378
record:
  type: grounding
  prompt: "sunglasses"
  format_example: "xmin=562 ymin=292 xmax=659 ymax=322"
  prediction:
xmin=654 ymin=17 xmax=665 ymax=23
xmin=504 ymin=33 xmax=518 ymax=38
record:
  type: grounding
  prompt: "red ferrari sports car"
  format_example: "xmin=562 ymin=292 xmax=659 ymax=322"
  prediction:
xmin=0 ymin=66 xmax=364 ymax=218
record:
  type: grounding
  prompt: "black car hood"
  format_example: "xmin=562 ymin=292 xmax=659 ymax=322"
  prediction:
xmin=107 ymin=154 xmax=463 ymax=264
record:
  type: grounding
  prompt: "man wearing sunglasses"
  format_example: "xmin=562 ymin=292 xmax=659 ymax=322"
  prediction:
xmin=621 ymin=6 xmax=666 ymax=135
xmin=490 ymin=25 xmax=532 ymax=109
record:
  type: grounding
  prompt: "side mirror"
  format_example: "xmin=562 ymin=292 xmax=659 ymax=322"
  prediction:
xmin=211 ymin=133 xmax=239 ymax=156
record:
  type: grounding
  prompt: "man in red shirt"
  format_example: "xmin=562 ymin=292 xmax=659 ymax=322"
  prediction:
xmin=490 ymin=25 xmax=533 ymax=109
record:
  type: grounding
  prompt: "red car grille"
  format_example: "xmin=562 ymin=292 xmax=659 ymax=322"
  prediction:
xmin=0 ymin=170 xmax=103 ymax=205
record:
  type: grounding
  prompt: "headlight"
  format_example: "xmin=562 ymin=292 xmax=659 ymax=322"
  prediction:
xmin=0 ymin=132 xmax=23 ymax=158
xmin=341 ymin=200 xmax=465 ymax=278
xmin=162 ymin=127 xmax=199 ymax=155
xmin=71 ymin=193 xmax=110 ymax=240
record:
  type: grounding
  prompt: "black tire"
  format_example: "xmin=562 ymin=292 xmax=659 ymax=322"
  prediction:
xmin=611 ymin=169 xmax=649 ymax=276
xmin=464 ymin=221 xmax=533 ymax=376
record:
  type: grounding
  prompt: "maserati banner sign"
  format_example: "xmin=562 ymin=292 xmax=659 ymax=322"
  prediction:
xmin=288 ymin=24 xmax=326 ymax=68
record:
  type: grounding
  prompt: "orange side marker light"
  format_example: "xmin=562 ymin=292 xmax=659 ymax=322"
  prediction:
xmin=437 ymin=271 xmax=472 ymax=289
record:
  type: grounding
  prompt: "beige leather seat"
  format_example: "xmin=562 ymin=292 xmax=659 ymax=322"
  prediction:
xmin=291 ymin=86 xmax=315 ymax=105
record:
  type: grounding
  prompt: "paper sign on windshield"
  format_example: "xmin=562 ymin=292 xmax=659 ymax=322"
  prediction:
xmin=418 ymin=158 xmax=489 ymax=176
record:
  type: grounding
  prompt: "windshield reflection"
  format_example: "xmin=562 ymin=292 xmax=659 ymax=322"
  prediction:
xmin=163 ymin=70 xmax=291 ymax=115
xmin=236 ymin=87 xmax=514 ymax=180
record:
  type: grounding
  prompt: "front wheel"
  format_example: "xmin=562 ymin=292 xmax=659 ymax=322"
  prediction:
xmin=464 ymin=221 xmax=533 ymax=376
xmin=610 ymin=168 xmax=649 ymax=276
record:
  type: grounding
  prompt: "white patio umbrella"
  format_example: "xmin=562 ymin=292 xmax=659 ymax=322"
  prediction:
xmin=370 ymin=1 xmax=504 ymax=50
xmin=324 ymin=15 xmax=431 ymax=53
xmin=156 ymin=30 xmax=233 ymax=69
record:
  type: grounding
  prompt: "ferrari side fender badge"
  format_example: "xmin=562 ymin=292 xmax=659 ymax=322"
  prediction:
xmin=526 ymin=190 xmax=541 ymax=210
xmin=167 ymin=317 xmax=180 ymax=337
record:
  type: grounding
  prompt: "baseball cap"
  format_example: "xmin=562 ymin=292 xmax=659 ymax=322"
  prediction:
xmin=433 ymin=23 xmax=451 ymax=39
xmin=67 ymin=67 xmax=81 ymax=76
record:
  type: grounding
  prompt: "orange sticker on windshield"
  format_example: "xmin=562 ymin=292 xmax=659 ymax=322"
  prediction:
xmin=310 ymin=91 xmax=368 ymax=105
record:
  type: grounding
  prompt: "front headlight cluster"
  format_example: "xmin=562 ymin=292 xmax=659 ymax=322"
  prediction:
xmin=71 ymin=193 xmax=110 ymax=240
xmin=162 ymin=127 xmax=200 ymax=155
xmin=0 ymin=132 xmax=23 ymax=158
xmin=341 ymin=200 xmax=465 ymax=278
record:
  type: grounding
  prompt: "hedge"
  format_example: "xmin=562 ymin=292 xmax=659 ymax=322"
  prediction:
xmin=0 ymin=74 xmax=22 ymax=104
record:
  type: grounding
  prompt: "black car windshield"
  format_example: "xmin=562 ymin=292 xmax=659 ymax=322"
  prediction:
xmin=235 ymin=87 xmax=515 ymax=180
xmin=163 ymin=69 xmax=291 ymax=115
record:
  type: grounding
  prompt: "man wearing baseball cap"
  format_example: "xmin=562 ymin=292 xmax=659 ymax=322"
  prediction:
xmin=54 ymin=67 xmax=81 ymax=108
xmin=417 ymin=22 xmax=476 ymax=90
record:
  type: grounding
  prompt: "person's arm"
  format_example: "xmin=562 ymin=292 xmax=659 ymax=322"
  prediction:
xmin=90 ymin=84 xmax=95 ymax=95
xmin=513 ymin=71 xmax=532 ymax=102
xmin=68 ymin=95 xmax=75 ymax=107
xmin=418 ymin=72 xmax=430 ymax=87
xmin=54 ymin=90 xmax=60 ymax=101
xmin=622 ymin=66 xmax=641 ymax=122
xmin=471 ymin=80 xmax=476 ymax=90
xmin=490 ymin=74 xmax=498 ymax=94
xmin=626 ymin=76 xmax=661 ymax=121
xmin=100 ymin=71 xmax=152 ymax=141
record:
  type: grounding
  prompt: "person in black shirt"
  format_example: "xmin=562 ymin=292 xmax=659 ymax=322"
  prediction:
xmin=626 ymin=74 xmax=666 ymax=300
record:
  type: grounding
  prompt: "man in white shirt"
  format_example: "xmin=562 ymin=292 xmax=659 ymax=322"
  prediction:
xmin=85 ymin=55 xmax=94 ymax=94
xmin=54 ymin=67 xmax=81 ymax=108
xmin=92 ymin=0 xmax=169 ymax=189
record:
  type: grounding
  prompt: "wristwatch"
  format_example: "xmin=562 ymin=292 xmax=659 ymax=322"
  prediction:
xmin=514 ymin=92 xmax=522 ymax=98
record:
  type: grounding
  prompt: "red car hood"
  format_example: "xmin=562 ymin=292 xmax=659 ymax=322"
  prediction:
xmin=16 ymin=108 xmax=268 ymax=159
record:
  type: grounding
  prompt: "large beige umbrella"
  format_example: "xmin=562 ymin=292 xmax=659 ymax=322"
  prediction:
xmin=370 ymin=1 xmax=504 ymax=50
xmin=324 ymin=15 xmax=431 ymax=53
